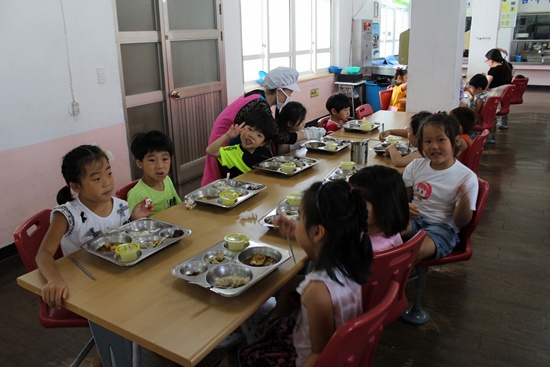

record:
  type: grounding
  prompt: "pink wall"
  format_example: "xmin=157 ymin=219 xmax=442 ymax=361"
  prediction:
xmin=1 ymin=123 xmax=132 ymax=248
xmin=292 ymin=75 xmax=340 ymax=121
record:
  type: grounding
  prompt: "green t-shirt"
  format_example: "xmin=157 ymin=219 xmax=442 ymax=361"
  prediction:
xmin=127 ymin=176 xmax=181 ymax=216
xmin=218 ymin=144 xmax=272 ymax=178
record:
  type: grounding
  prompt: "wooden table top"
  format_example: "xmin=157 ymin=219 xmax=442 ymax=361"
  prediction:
xmin=17 ymin=110 xmax=410 ymax=366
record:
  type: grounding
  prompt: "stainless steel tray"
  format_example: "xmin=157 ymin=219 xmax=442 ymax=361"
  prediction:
xmin=172 ymin=240 xmax=292 ymax=297
xmin=258 ymin=198 xmax=300 ymax=229
xmin=302 ymin=138 xmax=350 ymax=153
xmin=342 ymin=120 xmax=381 ymax=133
xmin=372 ymin=141 xmax=417 ymax=156
xmin=184 ymin=179 xmax=266 ymax=209
xmin=253 ymin=155 xmax=318 ymax=176
xmin=323 ymin=164 xmax=358 ymax=182
xmin=81 ymin=218 xmax=191 ymax=266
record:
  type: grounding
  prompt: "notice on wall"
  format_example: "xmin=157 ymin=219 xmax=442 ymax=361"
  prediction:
xmin=500 ymin=0 xmax=518 ymax=28
xmin=519 ymin=0 xmax=550 ymax=13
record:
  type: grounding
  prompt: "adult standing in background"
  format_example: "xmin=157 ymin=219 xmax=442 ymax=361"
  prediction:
xmin=201 ymin=67 xmax=323 ymax=186
xmin=484 ymin=48 xmax=513 ymax=90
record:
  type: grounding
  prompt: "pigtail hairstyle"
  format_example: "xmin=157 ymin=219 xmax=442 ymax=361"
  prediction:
xmin=415 ymin=112 xmax=461 ymax=158
xmin=57 ymin=145 xmax=109 ymax=205
xmin=301 ymin=180 xmax=373 ymax=285
xmin=393 ymin=67 xmax=408 ymax=86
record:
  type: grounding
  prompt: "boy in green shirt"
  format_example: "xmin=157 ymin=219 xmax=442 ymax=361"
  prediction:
xmin=127 ymin=130 xmax=181 ymax=216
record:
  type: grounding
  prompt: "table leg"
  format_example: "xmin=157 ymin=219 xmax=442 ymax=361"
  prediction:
xmin=89 ymin=321 xmax=141 ymax=367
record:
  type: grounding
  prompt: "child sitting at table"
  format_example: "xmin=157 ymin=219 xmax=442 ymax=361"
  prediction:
xmin=35 ymin=145 xmax=152 ymax=367
xmin=466 ymin=73 xmax=488 ymax=127
xmin=378 ymin=110 xmax=432 ymax=167
xmin=323 ymin=93 xmax=351 ymax=132
xmin=401 ymin=113 xmax=479 ymax=262
xmin=206 ymin=109 xmax=275 ymax=179
xmin=276 ymin=101 xmax=307 ymax=154
xmin=239 ymin=180 xmax=373 ymax=367
xmin=349 ymin=165 xmax=409 ymax=252
xmin=127 ymin=130 xmax=181 ymax=216
xmin=449 ymin=107 xmax=476 ymax=164
xmin=390 ymin=66 xmax=407 ymax=111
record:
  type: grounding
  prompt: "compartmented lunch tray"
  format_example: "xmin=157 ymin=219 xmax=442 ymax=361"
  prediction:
xmin=258 ymin=198 xmax=300 ymax=229
xmin=372 ymin=141 xmax=417 ymax=156
xmin=81 ymin=218 xmax=191 ymax=266
xmin=184 ymin=179 xmax=266 ymax=209
xmin=323 ymin=164 xmax=359 ymax=182
xmin=342 ymin=121 xmax=381 ymax=133
xmin=172 ymin=240 xmax=292 ymax=297
xmin=253 ymin=155 xmax=318 ymax=176
xmin=301 ymin=138 xmax=350 ymax=153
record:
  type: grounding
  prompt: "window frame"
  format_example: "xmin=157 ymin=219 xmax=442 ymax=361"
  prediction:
xmin=379 ymin=1 xmax=410 ymax=58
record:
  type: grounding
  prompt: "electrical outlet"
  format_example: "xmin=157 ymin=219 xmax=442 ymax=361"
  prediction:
xmin=310 ymin=88 xmax=320 ymax=97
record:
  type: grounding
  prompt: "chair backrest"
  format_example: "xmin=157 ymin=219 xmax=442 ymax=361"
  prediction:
xmin=496 ymin=85 xmax=516 ymax=116
xmin=317 ymin=115 xmax=330 ymax=128
xmin=474 ymin=96 xmax=500 ymax=131
xmin=363 ymin=230 xmax=426 ymax=326
xmin=418 ymin=178 xmax=489 ymax=267
xmin=379 ymin=90 xmax=393 ymax=111
xmin=464 ymin=129 xmax=490 ymax=175
xmin=355 ymin=104 xmax=374 ymax=119
xmin=14 ymin=209 xmax=62 ymax=272
xmin=115 ymin=180 xmax=139 ymax=201
xmin=510 ymin=77 xmax=529 ymax=104
xmin=314 ymin=281 xmax=399 ymax=367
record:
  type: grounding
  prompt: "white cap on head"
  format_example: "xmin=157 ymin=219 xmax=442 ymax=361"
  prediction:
xmin=262 ymin=67 xmax=301 ymax=92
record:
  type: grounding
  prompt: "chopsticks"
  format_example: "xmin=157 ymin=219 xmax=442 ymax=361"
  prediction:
xmin=69 ymin=257 xmax=96 ymax=281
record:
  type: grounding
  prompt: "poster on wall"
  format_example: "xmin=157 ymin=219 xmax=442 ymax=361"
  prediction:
xmin=519 ymin=0 xmax=550 ymax=13
xmin=500 ymin=0 xmax=518 ymax=28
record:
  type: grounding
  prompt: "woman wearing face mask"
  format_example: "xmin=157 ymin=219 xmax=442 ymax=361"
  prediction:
xmin=201 ymin=67 xmax=325 ymax=186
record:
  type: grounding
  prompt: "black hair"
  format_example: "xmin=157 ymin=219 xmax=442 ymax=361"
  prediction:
xmin=56 ymin=145 xmax=109 ymax=205
xmin=325 ymin=93 xmax=351 ymax=113
xmin=469 ymin=73 xmax=488 ymax=90
xmin=349 ymin=165 xmax=409 ymax=238
xmin=393 ymin=67 xmax=408 ymax=85
xmin=242 ymin=109 xmax=276 ymax=141
xmin=131 ymin=130 xmax=175 ymax=161
xmin=277 ymin=101 xmax=307 ymax=131
xmin=416 ymin=112 xmax=461 ymax=157
xmin=410 ymin=111 xmax=432 ymax=135
xmin=300 ymin=180 xmax=373 ymax=285
xmin=450 ymin=107 xmax=477 ymax=135
xmin=485 ymin=48 xmax=513 ymax=82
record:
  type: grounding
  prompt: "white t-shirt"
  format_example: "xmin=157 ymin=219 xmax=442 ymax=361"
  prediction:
xmin=52 ymin=196 xmax=131 ymax=255
xmin=403 ymin=158 xmax=478 ymax=232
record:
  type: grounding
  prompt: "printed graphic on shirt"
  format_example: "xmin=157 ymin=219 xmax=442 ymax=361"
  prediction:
xmin=416 ymin=182 xmax=432 ymax=201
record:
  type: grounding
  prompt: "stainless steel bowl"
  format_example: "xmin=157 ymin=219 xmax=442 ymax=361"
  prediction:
xmin=124 ymin=219 xmax=163 ymax=235
xmin=189 ymin=188 xmax=221 ymax=201
xmin=206 ymin=264 xmax=253 ymax=288
xmin=179 ymin=261 xmax=208 ymax=276
xmin=89 ymin=233 xmax=133 ymax=251
xmin=238 ymin=246 xmax=282 ymax=267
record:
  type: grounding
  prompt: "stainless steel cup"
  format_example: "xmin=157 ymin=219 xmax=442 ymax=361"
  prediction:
xmin=350 ymin=139 xmax=369 ymax=165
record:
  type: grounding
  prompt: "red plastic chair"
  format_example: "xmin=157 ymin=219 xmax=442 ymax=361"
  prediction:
xmin=115 ymin=180 xmax=139 ymax=200
xmin=14 ymin=209 xmax=95 ymax=365
xmin=473 ymin=96 xmax=500 ymax=143
xmin=401 ymin=178 xmax=489 ymax=325
xmin=314 ymin=281 xmax=400 ymax=367
xmin=317 ymin=115 xmax=330 ymax=128
xmin=355 ymin=104 xmax=374 ymax=119
xmin=362 ymin=230 xmax=426 ymax=327
xmin=496 ymin=85 xmax=516 ymax=129
xmin=510 ymin=77 xmax=529 ymax=105
xmin=464 ymin=129 xmax=490 ymax=175
xmin=379 ymin=90 xmax=393 ymax=111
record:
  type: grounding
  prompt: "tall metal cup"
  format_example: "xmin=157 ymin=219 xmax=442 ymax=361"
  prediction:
xmin=350 ymin=139 xmax=369 ymax=165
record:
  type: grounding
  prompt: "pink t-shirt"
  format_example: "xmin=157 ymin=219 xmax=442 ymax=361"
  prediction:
xmin=369 ymin=232 xmax=403 ymax=253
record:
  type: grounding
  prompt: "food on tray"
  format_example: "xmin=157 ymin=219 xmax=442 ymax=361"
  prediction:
xmin=205 ymin=253 xmax=226 ymax=264
xmin=97 ymin=242 xmax=124 ymax=252
xmin=197 ymin=195 xmax=218 ymax=201
xmin=245 ymin=254 xmax=278 ymax=267
xmin=214 ymin=275 xmax=251 ymax=288
xmin=171 ymin=229 xmax=184 ymax=238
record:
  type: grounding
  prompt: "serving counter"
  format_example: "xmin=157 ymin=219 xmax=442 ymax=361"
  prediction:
xmin=17 ymin=111 xmax=411 ymax=366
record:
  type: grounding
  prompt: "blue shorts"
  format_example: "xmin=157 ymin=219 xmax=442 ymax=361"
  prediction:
xmin=411 ymin=216 xmax=459 ymax=259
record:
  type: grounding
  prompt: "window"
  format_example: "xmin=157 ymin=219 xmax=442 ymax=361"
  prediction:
xmin=379 ymin=1 xmax=409 ymax=58
xmin=240 ymin=0 xmax=332 ymax=84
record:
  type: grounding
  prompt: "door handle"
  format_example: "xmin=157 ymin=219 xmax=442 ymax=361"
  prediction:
xmin=170 ymin=90 xmax=181 ymax=99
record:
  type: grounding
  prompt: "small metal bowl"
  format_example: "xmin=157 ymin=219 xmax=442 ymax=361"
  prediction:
xmin=206 ymin=264 xmax=253 ymax=289
xmin=179 ymin=261 xmax=208 ymax=276
xmin=238 ymin=246 xmax=282 ymax=267
xmin=212 ymin=180 xmax=241 ymax=191
xmin=90 ymin=233 xmax=133 ymax=252
xmin=276 ymin=202 xmax=299 ymax=217
xmin=134 ymin=234 xmax=165 ymax=249
xmin=258 ymin=161 xmax=281 ymax=169
xmin=304 ymin=141 xmax=326 ymax=149
xmin=327 ymin=174 xmax=346 ymax=181
xmin=159 ymin=227 xmax=186 ymax=239
xmin=188 ymin=188 xmax=221 ymax=202
xmin=240 ymin=183 xmax=265 ymax=190
xmin=124 ymin=219 xmax=163 ymax=236
xmin=274 ymin=155 xmax=297 ymax=162
xmin=203 ymin=249 xmax=234 ymax=265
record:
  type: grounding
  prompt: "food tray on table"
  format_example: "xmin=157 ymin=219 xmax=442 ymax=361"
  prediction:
xmin=323 ymin=163 xmax=359 ymax=182
xmin=258 ymin=198 xmax=300 ymax=229
xmin=342 ymin=120 xmax=381 ymax=133
xmin=372 ymin=141 xmax=417 ymax=156
xmin=253 ymin=155 xmax=318 ymax=176
xmin=81 ymin=218 xmax=191 ymax=266
xmin=302 ymin=138 xmax=350 ymax=153
xmin=171 ymin=240 xmax=292 ymax=297
xmin=184 ymin=179 xmax=266 ymax=209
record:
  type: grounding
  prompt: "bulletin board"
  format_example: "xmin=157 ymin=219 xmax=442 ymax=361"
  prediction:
xmin=500 ymin=0 xmax=519 ymax=27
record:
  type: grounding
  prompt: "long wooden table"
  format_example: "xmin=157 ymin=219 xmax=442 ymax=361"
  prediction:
xmin=17 ymin=111 xmax=411 ymax=366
